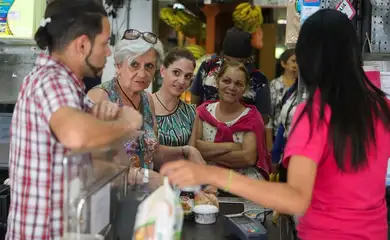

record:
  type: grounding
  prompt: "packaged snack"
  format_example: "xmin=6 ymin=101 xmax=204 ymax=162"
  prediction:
xmin=194 ymin=186 xmax=219 ymax=208
xmin=133 ymin=178 xmax=183 ymax=240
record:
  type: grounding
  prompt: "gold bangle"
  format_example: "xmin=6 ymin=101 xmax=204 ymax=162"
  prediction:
xmin=224 ymin=169 xmax=233 ymax=192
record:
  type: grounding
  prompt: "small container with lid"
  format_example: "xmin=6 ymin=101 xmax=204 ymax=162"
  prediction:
xmin=179 ymin=186 xmax=200 ymax=221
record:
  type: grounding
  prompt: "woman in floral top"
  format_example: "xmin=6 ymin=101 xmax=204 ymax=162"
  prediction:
xmin=269 ymin=49 xmax=297 ymax=137
xmin=88 ymin=29 xmax=200 ymax=172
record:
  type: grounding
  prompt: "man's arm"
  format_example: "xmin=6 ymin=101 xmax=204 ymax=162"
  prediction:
xmin=38 ymin=76 xmax=140 ymax=150
xmin=49 ymin=107 xmax=133 ymax=149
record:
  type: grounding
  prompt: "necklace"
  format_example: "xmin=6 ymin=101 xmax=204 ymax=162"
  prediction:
xmin=155 ymin=93 xmax=179 ymax=113
xmin=116 ymin=79 xmax=140 ymax=110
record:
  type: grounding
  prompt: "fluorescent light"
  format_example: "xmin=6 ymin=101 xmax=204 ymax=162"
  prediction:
xmin=277 ymin=19 xmax=287 ymax=24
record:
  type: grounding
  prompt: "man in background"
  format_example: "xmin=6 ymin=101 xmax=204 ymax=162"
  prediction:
xmin=84 ymin=76 xmax=102 ymax=93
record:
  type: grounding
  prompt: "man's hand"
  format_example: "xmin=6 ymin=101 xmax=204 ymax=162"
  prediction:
xmin=91 ymin=100 xmax=120 ymax=121
xmin=118 ymin=106 xmax=143 ymax=131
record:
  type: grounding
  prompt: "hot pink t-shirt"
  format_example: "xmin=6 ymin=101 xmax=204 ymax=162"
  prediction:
xmin=283 ymin=94 xmax=390 ymax=240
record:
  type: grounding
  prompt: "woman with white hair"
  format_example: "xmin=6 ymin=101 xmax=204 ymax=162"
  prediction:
xmin=88 ymin=29 xmax=200 ymax=171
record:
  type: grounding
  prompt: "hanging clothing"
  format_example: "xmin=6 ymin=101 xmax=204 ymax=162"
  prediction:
xmin=156 ymin=100 xmax=196 ymax=146
xmin=270 ymin=76 xmax=290 ymax=136
xmin=271 ymin=82 xmax=298 ymax=164
xmin=95 ymin=79 xmax=159 ymax=169
xmin=197 ymin=101 xmax=271 ymax=179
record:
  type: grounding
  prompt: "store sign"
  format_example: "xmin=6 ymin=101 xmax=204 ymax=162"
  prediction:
xmin=336 ymin=0 xmax=356 ymax=20
xmin=300 ymin=0 xmax=321 ymax=24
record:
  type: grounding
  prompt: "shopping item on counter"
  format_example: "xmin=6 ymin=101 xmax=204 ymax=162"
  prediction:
xmin=179 ymin=186 xmax=199 ymax=221
xmin=285 ymin=0 xmax=300 ymax=47
xmin=133 ymin=177 xmax=183 ymax=240
xmin=194 ymin=186 xmax=219 ymax=208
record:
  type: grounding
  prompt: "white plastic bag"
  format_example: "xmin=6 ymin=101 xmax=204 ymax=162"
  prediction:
xmin=133 ymin=177 xmax=183 ymax=240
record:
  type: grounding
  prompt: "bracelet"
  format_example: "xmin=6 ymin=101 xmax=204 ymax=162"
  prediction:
xmin=143 ymin=168 xmax=149 ymax=183
xmin=224 ymin=169 xmax=233 ymax=192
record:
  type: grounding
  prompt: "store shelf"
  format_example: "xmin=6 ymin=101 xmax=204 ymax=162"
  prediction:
xmin=363 ymin=53 xmax=390 ymax=61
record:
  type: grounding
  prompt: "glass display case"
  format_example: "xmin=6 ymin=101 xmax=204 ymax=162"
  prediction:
xmin=62 ymin=141 xmax=131 ymax=240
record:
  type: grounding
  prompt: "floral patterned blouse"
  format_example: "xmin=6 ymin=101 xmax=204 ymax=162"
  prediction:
xmin=95 ymin=79 xmax=159 ymax=169
xmin=270 ymin=77 xmax=288 ymax=136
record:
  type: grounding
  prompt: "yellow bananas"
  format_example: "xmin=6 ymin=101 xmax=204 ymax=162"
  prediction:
xmin=233 ymin=3 xmax=264 ymax=33
xmin=185 ymin=45 xmax=206 ymax=60
xmin=160 ymin=7 xmax=205 ymax=38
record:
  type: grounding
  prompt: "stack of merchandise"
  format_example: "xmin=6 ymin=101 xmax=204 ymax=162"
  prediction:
xmin=232 ymin=2 xmax=264 ymax=33
xmin=159 ymin=7 xmax=205 ymax=39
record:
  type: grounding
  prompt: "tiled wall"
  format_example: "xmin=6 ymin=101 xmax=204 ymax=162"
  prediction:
xmin=0 ymin=45 xmax=44 ymax=104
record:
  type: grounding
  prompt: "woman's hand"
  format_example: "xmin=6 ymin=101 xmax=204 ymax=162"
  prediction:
xmin=160 ymin=160 xmax=213 ymax=188
xmin=184 ymin=146 xmax=207 ymax=165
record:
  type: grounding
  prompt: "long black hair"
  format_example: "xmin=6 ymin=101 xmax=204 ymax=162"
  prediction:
xmin=34 ymin=0 xmax=107 ymax=53
xmin=294 ymin=9 xmax=390 ymax=171
xmin=275 ymin=48 xmax=295 ymax=77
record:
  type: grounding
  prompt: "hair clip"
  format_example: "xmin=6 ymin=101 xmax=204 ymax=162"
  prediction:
xmin=40 ymin=17 xmax=52 ymax=28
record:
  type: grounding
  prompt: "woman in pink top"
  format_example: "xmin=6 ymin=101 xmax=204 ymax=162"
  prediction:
xmin=161 ymin=9 xmax=390 ymax=240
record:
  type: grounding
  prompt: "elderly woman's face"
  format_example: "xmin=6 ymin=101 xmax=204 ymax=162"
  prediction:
xmin=117 ymin=48 xmax=157 ymax=92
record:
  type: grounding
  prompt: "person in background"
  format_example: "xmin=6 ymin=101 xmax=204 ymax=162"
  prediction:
xmin=190 ymin=61 xmax=271 ymax=180
xmin=88 ymin=30 xmax=203 ymax=172
xmin=152 ymin=48 xmax=196 ymax=147
xmin=161 ymin=9 xmax=390 ymax=240
xmin=84 ymin=76 xmax=102 ymax=93
xmin=7 ymin=1 xmax=143 ymax=239
xmin=269 ymin=49 xmax=297 ymax=137
xmin=271 ymin=81 xmax=298 ymax=166
xmin=190 ymin=27 xmax=271 ymax=124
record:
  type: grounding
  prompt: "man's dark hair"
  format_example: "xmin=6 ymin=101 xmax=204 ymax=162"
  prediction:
xmin=34 ymin=0 xmax=108 ymax=53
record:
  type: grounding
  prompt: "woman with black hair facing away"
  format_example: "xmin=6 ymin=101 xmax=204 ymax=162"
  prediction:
xmin=269 ymin=48 xmax=297 ymax=138
xmin=161 ymin=9 xmax=390 ymax=239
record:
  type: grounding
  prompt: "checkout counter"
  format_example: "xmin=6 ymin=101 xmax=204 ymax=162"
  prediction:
xmin=59 ymin=141 xmax=273 ymax=240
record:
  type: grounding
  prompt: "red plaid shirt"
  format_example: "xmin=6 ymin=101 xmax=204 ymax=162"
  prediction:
xmin=7 ymin=54 xmax=93 ymax=240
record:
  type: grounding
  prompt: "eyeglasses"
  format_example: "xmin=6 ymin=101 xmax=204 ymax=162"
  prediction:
xmin=122 ymin=29 xmax=158 ymax=44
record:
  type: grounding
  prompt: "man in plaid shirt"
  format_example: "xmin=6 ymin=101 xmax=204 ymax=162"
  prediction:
xmin=7 ymin=1 xmax=142 ymax=239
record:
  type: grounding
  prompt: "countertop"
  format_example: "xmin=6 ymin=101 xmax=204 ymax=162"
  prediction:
xmin=182 ymin=218 xmax=226 ymax=240
xmin=181 ymin=197 xmax=280 ymax=240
